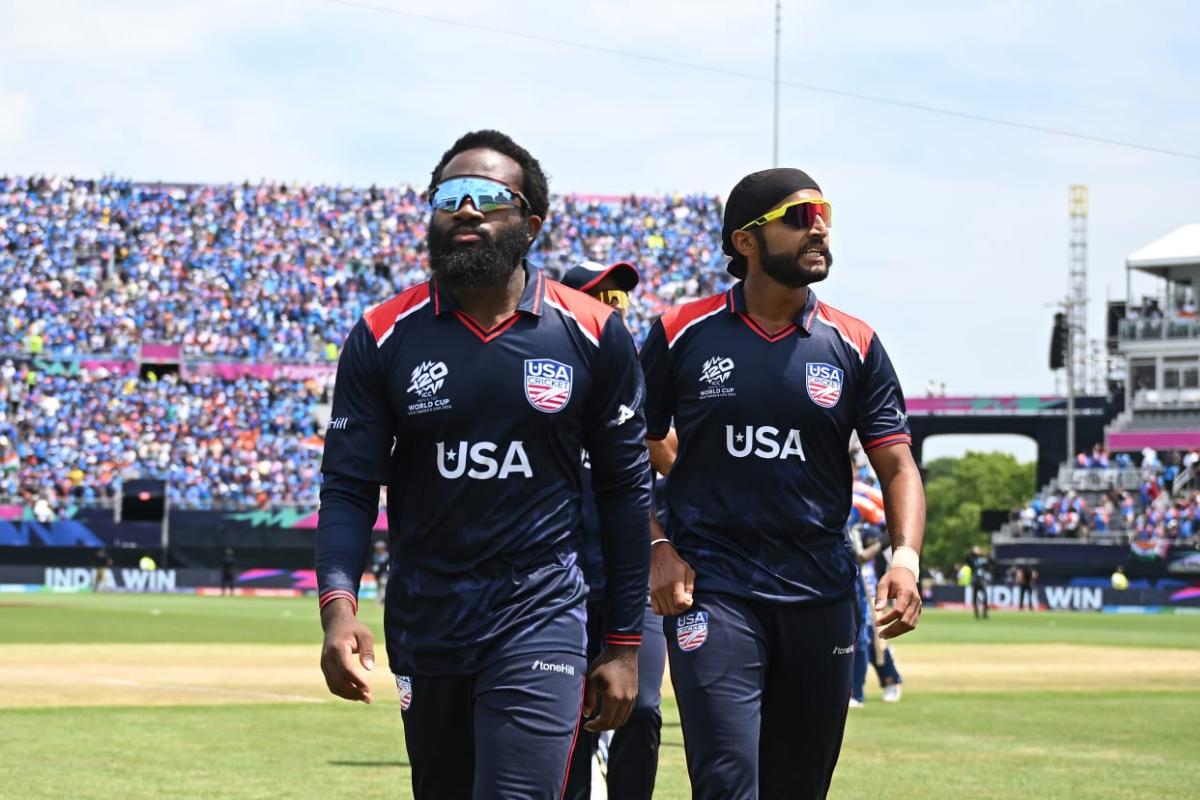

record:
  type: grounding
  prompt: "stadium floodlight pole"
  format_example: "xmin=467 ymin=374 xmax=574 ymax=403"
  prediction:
xmin=772 ymin=0 xmax=781 ymax=167
xmin=1064 ymin=297 xmax=1076 ymax=468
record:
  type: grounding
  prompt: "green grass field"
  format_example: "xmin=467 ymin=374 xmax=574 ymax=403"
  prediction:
xmin=1 ymin=594 xmax=1197 ymax=799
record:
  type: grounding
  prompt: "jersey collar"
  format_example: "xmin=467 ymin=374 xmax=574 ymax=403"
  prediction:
xmin=726 ymin=280 xmax=820 ymax=334
xmin=431 ymin=262 xmax=546 ymax=318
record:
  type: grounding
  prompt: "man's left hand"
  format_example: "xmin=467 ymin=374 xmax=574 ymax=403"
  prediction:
xmin=874 ymin=567 xmax=922 ymax=639
xmin=582 ymin=645 xmax=638 ymax=732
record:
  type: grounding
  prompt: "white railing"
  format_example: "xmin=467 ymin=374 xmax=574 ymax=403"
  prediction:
xmin=1134 ymin=389 xmax=1200 ymax=409
xmin=1055 ymin=466 xmax=1145 ymax=492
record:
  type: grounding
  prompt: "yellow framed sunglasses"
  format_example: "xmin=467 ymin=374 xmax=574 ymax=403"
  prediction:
xmin=595 ymin=289 xmax=630 ymax=311
xmin=739 ymin=198 xmax=832 ymax=231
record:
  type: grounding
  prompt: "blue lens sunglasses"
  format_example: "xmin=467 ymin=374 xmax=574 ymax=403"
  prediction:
xmin=430 ymin=176 xmax=530 ymax=214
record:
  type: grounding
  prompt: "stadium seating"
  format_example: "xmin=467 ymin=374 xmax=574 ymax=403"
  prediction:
xmin=0 ymin=176 xmax=730 ymax=512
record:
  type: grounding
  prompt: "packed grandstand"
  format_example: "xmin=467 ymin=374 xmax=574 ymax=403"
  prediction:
xmin=1 ymin=175 xmax=727 ymax=512
xmin=1013 ymin=444 xmax=1200 ymax=544
xmin=7 ymin=174 xmax=1200 ymax=535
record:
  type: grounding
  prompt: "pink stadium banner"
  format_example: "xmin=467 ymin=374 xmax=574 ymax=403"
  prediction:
xmin=183 ymin=362 xmax=335 ymax=381
xmin=0 ymin=505 xmax=22 ymax=521
xmin=183 ymin=362 xmax=277 ymax=380
xmin=1106 ymin=431 xmax=1200 ymax=451
xmin=289 ymin=508 xmax=388 ymax=531
xmin=141 ymin=343 xmax=182 ymax=360
xmin=278 ymin=364 xmax=336 ymax=381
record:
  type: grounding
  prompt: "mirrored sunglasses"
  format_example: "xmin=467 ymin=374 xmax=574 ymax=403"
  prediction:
xmin=430 ymin=176 xmax=529 ymax=214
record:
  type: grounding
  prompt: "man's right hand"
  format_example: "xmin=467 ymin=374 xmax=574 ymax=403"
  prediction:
xmin=319 ymin=599 xmax=376 ymax=703
xmin=649 ymin=540 xmax=695 ymax=616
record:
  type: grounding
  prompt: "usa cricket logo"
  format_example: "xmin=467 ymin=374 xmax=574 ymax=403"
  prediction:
xmin=524 ymin=359 xmax=573 ymax=413
xmin=805 ymin=362 xmax=844 ymax=408
xmin=395 ymin=675 xmax=413 ymax=711
xmin=675 ymin=610 xmax=709 ymax=652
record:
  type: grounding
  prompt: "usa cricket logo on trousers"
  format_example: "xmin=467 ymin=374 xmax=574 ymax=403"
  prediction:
xmin=395 ymin=675 xmax=413 ymax=711
xmin=676 ymin=610 xmax=709 ymax=651
xmin=524 ymin=359 xmax=573 ymax=413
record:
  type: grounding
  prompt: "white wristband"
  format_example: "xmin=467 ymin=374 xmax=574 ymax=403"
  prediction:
xmin=890 ymin=546 xmax=920 ymax=581
xmin=650 ymin=538 xmax=673 ymax=548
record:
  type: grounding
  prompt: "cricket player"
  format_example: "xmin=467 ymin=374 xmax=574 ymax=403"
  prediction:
xmin=315 ymin=131 xmax=653 ymax=800
xmin=641 ymin=168 xmax=926 ymax=799
xmin=561 ymin=260 xmax=667 ymax=800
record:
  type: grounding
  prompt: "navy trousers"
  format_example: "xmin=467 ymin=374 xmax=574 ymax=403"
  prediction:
xmin=665 ymin=592 xmax=858 ymax=800
xmin=563 ymin=602 xmax=667 ymax=800
xmin=398 ymin=610 xmax=588 ymax=800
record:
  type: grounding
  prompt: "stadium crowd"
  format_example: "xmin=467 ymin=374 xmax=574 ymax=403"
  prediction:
xmin=1014 ymin=444 xmax=1200 ymax=542
xmin=0 ymin=175 xmax=729 ymax=511
xmin=1 ymin=359 xmax=329 ymax=512
xmin=0 ymin=176 xmax=726 ymax=359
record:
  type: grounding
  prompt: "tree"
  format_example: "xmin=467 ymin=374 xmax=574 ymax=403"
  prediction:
xmin=920 ymin=451 xmax=1035 ymax=572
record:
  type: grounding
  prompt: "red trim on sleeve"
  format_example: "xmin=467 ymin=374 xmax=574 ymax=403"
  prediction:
xmin=660 ymin=294 xmax=728 ymax=348
xmin=815 ymin=301 xmax=875 ymax=362
xmin=319 ymin=589 xmax=358 ymax=614
xmin=363 ymin=283 xmax=431 ymax=344
xmin=605 ymin=633 xmax=643 ymax=646
xmin=544 ymin=280 xmax=613 ymax=343
xmin=863 ymin=433 xmax=912 ymax=452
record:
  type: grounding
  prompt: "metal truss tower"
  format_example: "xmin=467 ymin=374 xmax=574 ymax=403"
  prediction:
xmin=1068 ymin=185 xmax=1089 ymax=395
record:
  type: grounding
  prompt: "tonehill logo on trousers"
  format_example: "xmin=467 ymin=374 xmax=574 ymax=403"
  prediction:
xmin=725 ymin=426 xmax=806 ymax=460
xmin=436 ymin=441 xmax=533 ymax=480
xmin=531 ymin=659 xmax=576 ymax=676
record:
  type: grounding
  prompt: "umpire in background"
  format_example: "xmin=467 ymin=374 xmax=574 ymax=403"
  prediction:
xmin=561 ymin=260 xmax=667 ymax=800
xmin=969 ymin=545 xmax=992 ymax=620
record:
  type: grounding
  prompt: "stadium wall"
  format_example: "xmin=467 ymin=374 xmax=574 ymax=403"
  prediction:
xmin=924 ymin=583 xmax=1200 ymax=613
xmin=0 ymin=564 xmax=371 ymax=597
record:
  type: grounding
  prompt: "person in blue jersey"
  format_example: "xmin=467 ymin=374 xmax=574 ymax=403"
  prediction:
xmin=315 ymin=131 xmax=653 ymax=800
xmin=641 ymin=168 xmax=926 ymax=799
xmin=848 ymin=522 xmax=904 ymax=707
xmin=560 ymin=260 xmax=668 ymax=800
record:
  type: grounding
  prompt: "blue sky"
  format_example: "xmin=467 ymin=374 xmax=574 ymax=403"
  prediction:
xmin=3 ymin=0 xmax=1199 ymax=461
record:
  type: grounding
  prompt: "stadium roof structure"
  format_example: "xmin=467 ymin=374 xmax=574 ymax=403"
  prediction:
xmin=1126 ymin=223 xmax=1200 ymax=280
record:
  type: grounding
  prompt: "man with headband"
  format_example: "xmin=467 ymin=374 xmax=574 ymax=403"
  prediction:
xmin=315 ymin=131 xmax=653 ymax=799
xmin=640 ymin=168 xmax=925 ymax=798
xmin=561 ymin=259 xmax=668 ymax=800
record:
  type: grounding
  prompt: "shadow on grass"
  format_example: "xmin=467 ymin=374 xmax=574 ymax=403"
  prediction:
xmin=328 ymin=760 xmax=410 ymax=768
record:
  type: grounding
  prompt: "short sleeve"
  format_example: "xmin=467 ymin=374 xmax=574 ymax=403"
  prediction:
xmin=854 ymin=333 xmax=912 ymax=452
xmin=639 ymin=319 xmax=674 ymax=440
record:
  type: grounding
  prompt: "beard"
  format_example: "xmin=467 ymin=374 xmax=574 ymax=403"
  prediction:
xmin=757 ymin=231 xmax=834 ymax=289
xmin=427 ymin=220 xmax=530 ymax=289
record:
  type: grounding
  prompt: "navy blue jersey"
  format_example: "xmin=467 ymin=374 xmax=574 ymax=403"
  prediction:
xmin=317 ymin=265 xmax=652 ymax=673
xmin=640 ymin=282 xmax=910 ymax=604
xmin=578 ymin=458 xmax=669 ymax=602
xmin=577 ymin=453 xmax=606 ymax=597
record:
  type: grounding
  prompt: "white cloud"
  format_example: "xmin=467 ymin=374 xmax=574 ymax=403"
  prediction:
xmin=1 ymin=0 xmax=1198 ymax=425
